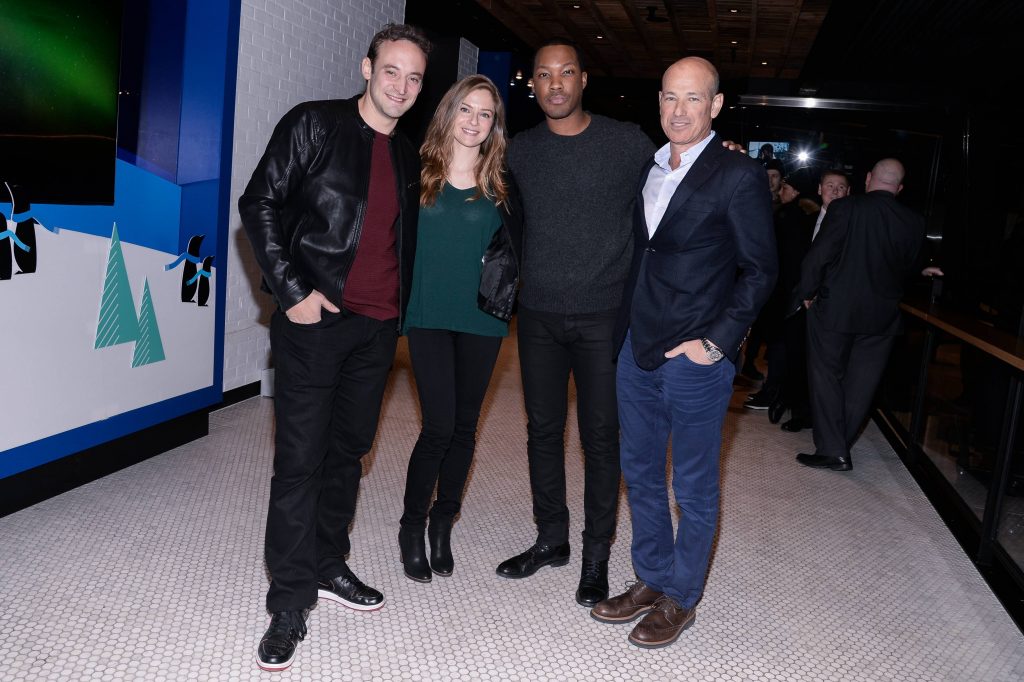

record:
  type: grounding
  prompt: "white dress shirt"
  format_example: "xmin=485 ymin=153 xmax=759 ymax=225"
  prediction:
xmin=812 ymin=207 xmax=827 ymax=241
xmin=642 ymin=132 xmax=715 ymax=238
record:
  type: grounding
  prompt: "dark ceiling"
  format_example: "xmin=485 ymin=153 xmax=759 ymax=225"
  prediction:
xmin=410 ymin=0 xmax=1024 ymax=103
xmin=472 ymin=0 xmax=829 ymax=82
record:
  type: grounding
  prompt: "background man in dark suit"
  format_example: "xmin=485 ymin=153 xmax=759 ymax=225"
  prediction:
xmin=590 ymin=56 xmax=776 ymax=649
xmin=792 ymin=158 xmax=927 ymax=471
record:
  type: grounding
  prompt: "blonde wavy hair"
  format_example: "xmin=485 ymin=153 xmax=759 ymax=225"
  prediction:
xmin=420 ymin=75 xmax=508 ymax=208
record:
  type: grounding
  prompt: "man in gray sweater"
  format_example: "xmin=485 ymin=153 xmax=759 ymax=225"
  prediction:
xmin=495 ymin=38 xmax=655 ymax=607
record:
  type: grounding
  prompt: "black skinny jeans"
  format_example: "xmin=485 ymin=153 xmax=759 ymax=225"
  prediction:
xmin=516 ymin=306 xmax=621 ymax=561
xmin=400 ymin=327 xmax=502 ymax=532
xmin=265 ymin=309 xmax=397 ymax=613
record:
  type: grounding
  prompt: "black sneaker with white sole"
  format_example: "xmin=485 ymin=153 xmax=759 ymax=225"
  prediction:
xmin=256 ymin=609 xmax=308 ymax=672
xmin=317 ymin=564 xmax=385 ymax=611
xmin=743 ymin=389 xmax=775 ymax=410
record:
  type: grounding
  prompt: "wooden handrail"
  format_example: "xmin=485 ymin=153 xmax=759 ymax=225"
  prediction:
xmin=900 ymin=296 xmax=1024 ymax=372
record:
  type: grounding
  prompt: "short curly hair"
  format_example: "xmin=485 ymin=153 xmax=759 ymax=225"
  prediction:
xmin=366 ymin=24 xmax=432 ymax=65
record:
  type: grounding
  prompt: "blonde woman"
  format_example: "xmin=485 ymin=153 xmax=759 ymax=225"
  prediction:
xmin=398 ymin=75 xmax=522 ymax=582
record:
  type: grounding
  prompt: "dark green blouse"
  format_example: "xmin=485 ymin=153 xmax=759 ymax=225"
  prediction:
xmin=404 ymin=183 xmax=508 ymax=337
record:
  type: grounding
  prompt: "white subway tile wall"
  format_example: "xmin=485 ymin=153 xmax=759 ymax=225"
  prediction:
xmin=224 ymin=0 xmax=406 ymax=391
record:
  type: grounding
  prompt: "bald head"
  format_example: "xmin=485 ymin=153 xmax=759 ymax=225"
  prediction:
xmin=866 ymin=158 xmax=905 ymax=194
xmin=662 ymin=56 xmax=720 ymax=95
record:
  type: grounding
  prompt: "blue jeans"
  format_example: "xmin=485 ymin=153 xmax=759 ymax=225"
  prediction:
xmin=616 ymin=332 xmax=735 ymax=608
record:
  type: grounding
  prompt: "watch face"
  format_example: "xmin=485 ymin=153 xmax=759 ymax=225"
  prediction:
xmin=701 ymin=338 xmax=723 ymax=361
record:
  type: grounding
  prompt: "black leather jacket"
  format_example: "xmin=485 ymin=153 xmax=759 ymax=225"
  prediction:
xmin=238 ymin=96 xmax=420 ymax=325
xmin=478 ymin=172 xmax=524 ymax=321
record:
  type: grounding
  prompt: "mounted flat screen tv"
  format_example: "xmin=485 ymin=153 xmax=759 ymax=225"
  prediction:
xmin=0 ymin=0 xmax=121 ymax=205
xmin=748 ymin=141 xmax=790 ymax=163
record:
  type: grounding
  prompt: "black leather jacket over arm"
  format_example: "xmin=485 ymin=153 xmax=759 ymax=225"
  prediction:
xmin=238 ymin=96 xmax=420 ymax=325
xmin=478 ymin=172 xmax=524 ymax=321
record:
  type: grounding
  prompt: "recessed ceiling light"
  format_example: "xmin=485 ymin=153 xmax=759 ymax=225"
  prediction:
xmin=761 ymin=61 xmax=768 ymax=65
xmin=596 ymin=35 xmax=603 ymax=39
xmin=731 ymin=40 xmax=737 ymax=45
xmin=730 ymin=8 xmax=738 ymax=13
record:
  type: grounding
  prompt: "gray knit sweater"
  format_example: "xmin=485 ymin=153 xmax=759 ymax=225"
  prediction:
xmin=509 ymin=114 xmax=655 ymax=314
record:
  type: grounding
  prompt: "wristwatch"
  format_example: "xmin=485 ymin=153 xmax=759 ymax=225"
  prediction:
xmin=700 ymin=337 xmax=724 ymax=363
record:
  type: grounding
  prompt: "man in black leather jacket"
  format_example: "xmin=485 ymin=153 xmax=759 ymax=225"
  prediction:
xmin=239 ymin=24 xmax=431 ymax=673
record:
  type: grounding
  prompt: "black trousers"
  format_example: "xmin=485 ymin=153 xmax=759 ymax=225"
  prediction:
xmin=806 ymin=308 xmax=895 ymax=459
xmin=400 ymin=328 xmax=503 ymax=531
xmin=517 ymin=306 xmax=621 ymax=561
xmin=265 ymin=309 xmax=397 ymax=613
xmin=762 ymin=337 xmax=787 ymax=394
xmin=781 ymin=310 xmax=810 ymax=419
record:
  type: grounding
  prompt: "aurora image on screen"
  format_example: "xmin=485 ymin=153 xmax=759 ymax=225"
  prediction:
xmin=0 ymin=0 xmax=121 ymax=205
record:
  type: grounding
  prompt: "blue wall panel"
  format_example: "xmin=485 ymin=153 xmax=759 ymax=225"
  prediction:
xmin=0 ymin=0 xmax=241 ymax=481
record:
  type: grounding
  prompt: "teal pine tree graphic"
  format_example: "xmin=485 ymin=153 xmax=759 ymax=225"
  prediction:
xmin=95 ymin=223 xmax=140 ymax=348
xmin=132 ymin=278 xmax=166 ymax=367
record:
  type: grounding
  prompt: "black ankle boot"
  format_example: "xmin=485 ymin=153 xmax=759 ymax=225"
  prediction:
xmin=428 ymin=519 xmax=454 ymax=577
xmin=575 ymin=558 xmax=609 ymax=607
xmin=398 ymin=528 xmax=432 ymax=583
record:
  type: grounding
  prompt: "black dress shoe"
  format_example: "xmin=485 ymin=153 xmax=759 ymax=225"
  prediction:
xmin=575 ymin=559 xmax=609 ymax=607
xmin=428 ymin=518 xmax=454 ymax=577
xmin=398 ymin=528 xmax=432 ymax=583
xmin=781 ymin=416 xmax=812 ymax=432
xmin=496 ymin=542 xmax=570 ymax=579
xmin=768 ymin=399 xmax=787 ymax=424
xmin=256 ymin=609 xmax=308 ymax=672
xmin=317 ymin=565 xmax=385 ymax=610
xmin=796 ymin=452 xmax=852 ymax=471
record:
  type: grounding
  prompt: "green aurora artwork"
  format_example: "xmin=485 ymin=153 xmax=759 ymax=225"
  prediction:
xmin=0 ymin=0 xmax=120 ymax=134
xmin=0 ymin=0 xmax=121 ymax=204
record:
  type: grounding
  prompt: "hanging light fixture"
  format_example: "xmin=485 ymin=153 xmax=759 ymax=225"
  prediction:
xmin=515 ymin=69 xmax=523 ymax=80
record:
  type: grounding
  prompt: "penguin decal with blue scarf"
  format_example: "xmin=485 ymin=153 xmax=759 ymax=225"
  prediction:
xmin=2 ymin=182 xmax=58 ymax=280
xmin=164 ymin=234 xmax=214 ymax=306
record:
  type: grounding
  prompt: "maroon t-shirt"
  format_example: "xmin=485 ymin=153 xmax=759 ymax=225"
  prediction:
xmin=343 ymin=132 xmax=400 ymax=320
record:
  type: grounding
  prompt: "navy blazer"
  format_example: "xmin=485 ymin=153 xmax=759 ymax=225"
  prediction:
xmin=614 ymin=134 xmax=778 ymax=370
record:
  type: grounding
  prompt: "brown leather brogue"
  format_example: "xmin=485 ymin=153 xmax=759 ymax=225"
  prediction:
xmin=590 ymin=581 xmax=663 ymax=623
xmin=628 ymin=596 xmax=696 ymax=648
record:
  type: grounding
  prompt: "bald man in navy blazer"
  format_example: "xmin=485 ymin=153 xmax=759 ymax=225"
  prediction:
xmin=591 ymin=57 xmax=776 ymax=649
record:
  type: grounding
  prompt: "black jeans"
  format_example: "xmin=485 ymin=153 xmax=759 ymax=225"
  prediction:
xmin=516 ymin=306 xmax=621 ymax=561
xmin=400 ymin=328 xmax=503 ymax=531
xmin=264 ymin=309 xmax=397 ymax=613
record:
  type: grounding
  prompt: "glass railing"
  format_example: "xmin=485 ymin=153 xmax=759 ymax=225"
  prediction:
xmin=876 ymin=294 xmax=1024 ymax=625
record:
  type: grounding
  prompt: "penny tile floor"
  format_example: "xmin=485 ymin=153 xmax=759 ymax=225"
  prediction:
xmin=2 ymin=335 xmax=1023 ymax=680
